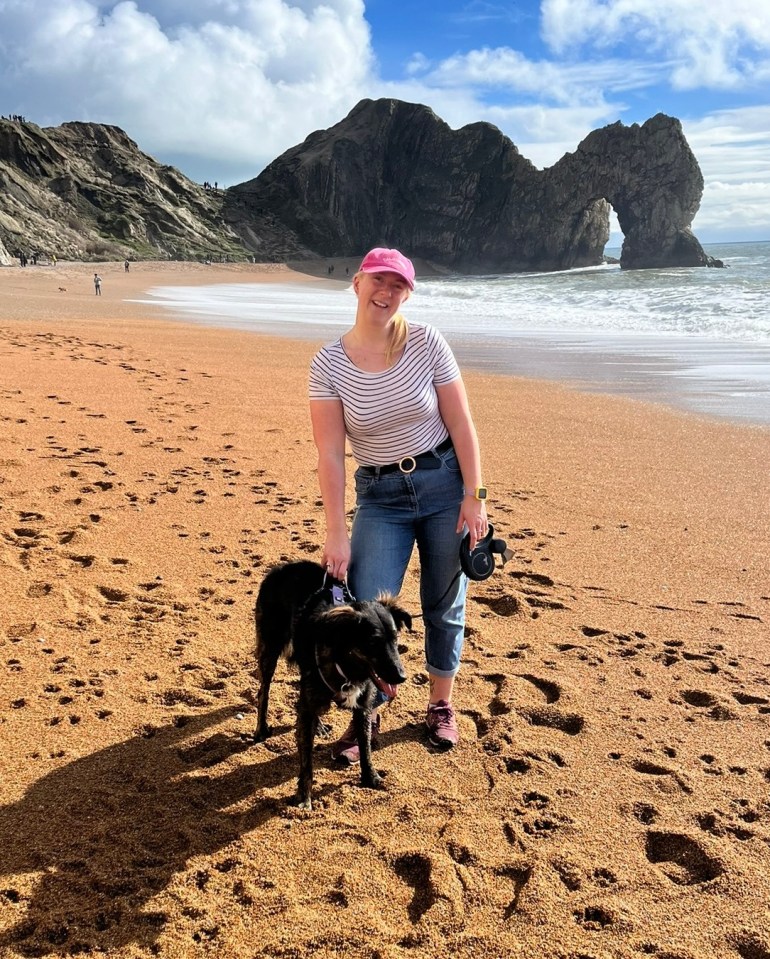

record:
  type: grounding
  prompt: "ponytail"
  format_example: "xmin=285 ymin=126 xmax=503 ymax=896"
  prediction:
xmin=386 ymin=313 xmax=408 ymax=367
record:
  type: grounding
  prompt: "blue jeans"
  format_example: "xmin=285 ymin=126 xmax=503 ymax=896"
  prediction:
xmin=349 ymin=445 xmax=467 ymax=679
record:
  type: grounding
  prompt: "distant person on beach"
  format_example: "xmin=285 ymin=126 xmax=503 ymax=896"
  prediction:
xmin=309 ymin=247 xmax=487 ymax=760
xmin=124 ymin=260 xmax=130 ymax=272
xmin=94 ymin=273 xmax=102 ymax=296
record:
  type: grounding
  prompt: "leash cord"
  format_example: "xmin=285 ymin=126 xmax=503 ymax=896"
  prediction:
xmin=411 ymin=569 xmax=464 ymax=621
xmin=322 ymin=569 xmax=463 ymax=622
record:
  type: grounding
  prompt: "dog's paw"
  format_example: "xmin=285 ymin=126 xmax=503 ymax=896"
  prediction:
xmin=254 ymin=725 xmax=271 ymax=742
xmin=294 ymin=794 xmax=313 ymax=811
xmin=361 ymin=770 xmax=386 ymax=790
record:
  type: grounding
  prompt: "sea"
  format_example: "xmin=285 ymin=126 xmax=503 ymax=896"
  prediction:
xmin=135 ymin=241 xmax=770 ymax=427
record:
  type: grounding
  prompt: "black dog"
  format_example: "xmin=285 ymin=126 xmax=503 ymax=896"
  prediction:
xmin=254 ymin=560 xmax=411 ymax=810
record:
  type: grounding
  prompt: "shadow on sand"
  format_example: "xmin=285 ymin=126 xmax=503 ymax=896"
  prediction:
xmin=0 ymin=707 xmax=299 ymax=955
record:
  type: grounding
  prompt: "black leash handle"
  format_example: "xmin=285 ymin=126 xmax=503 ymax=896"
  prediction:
xmin=322 ymin=571 xmax=356 ymax=606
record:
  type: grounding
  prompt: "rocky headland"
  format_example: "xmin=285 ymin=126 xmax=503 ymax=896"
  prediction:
xmin=0 ymin=120 xmax=245 ymax=265
xmin=1 ymin=101 xmax=722 ymax=272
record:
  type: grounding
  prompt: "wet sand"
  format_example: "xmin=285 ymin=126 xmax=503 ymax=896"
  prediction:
xmin=1 ymin=261 xmax=769 ymax=959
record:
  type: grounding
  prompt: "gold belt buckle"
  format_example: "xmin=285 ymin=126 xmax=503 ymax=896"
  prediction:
xmin=398 ymin=456 xmax=417 ymax=474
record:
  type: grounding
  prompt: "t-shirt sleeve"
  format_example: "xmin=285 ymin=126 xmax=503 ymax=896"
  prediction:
xmin=425 ymin=325 xmax=461 ymax=385
xmin=308 ymin=348 xmax=339 ymax=400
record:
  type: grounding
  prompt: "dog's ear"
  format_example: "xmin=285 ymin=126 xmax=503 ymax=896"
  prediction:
xmin=376 ymin=594 xmax=413 ymax=633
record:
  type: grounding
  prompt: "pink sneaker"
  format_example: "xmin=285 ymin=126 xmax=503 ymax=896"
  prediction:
xmin=330 ymin=712 xmax=381 ymax=765
xmin=426 ymin=700 xmax=459 ymax=749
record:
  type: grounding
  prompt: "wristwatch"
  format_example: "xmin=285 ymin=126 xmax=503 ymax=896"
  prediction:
xmin=472 ymin=486 xmax=487 ymax=501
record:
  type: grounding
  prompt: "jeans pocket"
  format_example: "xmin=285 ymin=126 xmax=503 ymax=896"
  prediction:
xmin=440 ymin=448 xmax=461 ymax=473
xmin=354 ymin=471 xmax=376 ymax=496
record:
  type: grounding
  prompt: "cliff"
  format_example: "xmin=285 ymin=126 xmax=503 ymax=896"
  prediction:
xmin=225 ymin=99 xmax=718 ymax=271
xmin=0 ymin=119 xmax=246 ymax=262
xmin=1 ymin=102 xmax=718 ymax=272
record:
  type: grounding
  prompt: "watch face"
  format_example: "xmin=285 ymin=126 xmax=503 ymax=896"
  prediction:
xmin=476 ymin=487 xmax=487 ymax=500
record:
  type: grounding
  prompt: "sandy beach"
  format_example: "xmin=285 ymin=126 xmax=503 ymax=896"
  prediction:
xmin=1 ymin=260 xmax=769 ymax=959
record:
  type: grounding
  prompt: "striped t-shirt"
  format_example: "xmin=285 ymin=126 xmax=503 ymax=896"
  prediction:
xmin=309 ymin=322 xmax=461 ymax=466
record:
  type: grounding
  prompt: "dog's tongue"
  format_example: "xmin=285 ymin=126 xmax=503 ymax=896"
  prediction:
xmin=371 ymin=672 xmax=398 ymax=701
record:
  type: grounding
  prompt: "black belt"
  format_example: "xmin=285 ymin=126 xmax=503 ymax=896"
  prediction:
xmin=360 ymin=437 xmax=453 ymax=476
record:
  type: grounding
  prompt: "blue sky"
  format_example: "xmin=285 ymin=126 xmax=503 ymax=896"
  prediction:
xmin=1 ymin=0 xmax=768 ymax=243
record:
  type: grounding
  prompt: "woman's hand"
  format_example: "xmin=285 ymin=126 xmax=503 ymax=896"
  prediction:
xmin=323 ymin=532 xmax=351 ymax=581
xmin=457 ymin=495 xmax=488 ymax=550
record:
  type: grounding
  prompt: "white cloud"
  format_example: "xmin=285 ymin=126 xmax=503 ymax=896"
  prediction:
xmin=0 ymin=0 xmax=372 ymax=180
xmin=683 ymin=106 xmax=770 ymax=236
xmin=406 ymin=45 xmax=670 ymax=105
xmin=448 ymin=1 xmax=530 ymax=27
xmin=541 ymin=0 xmax=770 ymax=90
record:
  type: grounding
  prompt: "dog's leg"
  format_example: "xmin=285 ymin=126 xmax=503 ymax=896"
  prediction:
xmin=254 ymin=643 xmax=281 ymax=741
xmin=355 ymin=709 xmax=384 ymax=790
xmin=295 ymin=692 xmax=316 ymax=810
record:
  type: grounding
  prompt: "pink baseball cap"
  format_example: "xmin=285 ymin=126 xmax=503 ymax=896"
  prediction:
xmin=358 ymin=247 xmax=415 ymax=290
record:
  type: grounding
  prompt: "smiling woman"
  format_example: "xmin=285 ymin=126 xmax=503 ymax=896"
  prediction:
xmin=308 ymin=246 xmax=488 ymax=760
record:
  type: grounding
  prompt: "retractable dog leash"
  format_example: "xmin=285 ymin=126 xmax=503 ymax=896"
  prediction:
xmin=459 ymin=524 xmax=514 ymax=581
xmin=412 ymin=523 xmax=514 ymax=620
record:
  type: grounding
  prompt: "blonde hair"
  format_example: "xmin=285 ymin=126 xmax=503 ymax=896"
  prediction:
xmin=353 ymin=270 xmax=409 ymax=367
xmin=386 ymin=313 xmax=408 ymax=366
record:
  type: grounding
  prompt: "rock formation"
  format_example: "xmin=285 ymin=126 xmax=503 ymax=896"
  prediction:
xmin=0 ymin=118 xmax=246 ymax=262
xmin=225 ymin=99 xmax=718 ymax=271
xmin=1 ymin=103 xmax=718 ymax=271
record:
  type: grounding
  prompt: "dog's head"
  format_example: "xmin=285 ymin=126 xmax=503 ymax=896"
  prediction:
xmin=318 ymin=596 xmax=410 ymax=693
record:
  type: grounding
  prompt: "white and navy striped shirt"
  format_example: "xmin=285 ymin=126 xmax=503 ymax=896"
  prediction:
xmin=309 ymin=322 xmax=461 ymax=466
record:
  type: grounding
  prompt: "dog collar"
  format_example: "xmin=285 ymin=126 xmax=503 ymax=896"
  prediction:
xmin=314 ymin=647 xmax=354 ymax=703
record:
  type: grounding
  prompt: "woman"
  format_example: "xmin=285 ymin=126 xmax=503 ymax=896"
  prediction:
xmin=309 ymin=248 xmax=487 ymax=761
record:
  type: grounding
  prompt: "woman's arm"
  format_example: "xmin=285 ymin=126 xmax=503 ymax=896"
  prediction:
xmin=436 ymin=378 xmax=488 ymax=549
xmin=310 ymin=397 xmax=351 ymax=579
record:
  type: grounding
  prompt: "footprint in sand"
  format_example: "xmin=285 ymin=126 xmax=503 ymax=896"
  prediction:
xmin=631 ymin=758 xmax=692 ymax=794
xmin=631 ymin=802 xmax=659 ymax=825
xmin=4 ymin=527 xmax=46 ymax=549
xmin=479 ymin=670 xmax=585 ymax=738
xmin=97 ymin=586 xmax=129 ymax=603
xmin=522 ymin=708 xmax=585 ymax=736
xmin=472 ymin=593 xmax=520 ymax=617
xmin=732 ymin=690 xmax=770 ymax=708
xmin=696 ymin=810 xmax=755 ymax=842
xmin=679 ymin=688 xmax=719 ymax=708
xmin=26 ymin=582 xmax=53 ymax=598
xmin=514 ymin=675 xmax=585 ymax=736
xmin=392 ymin=852 xmax=437 ymax=923
xmin=731 ymin=931 xmax=770 ymax=959
xmin=644 ymin=830 xmax=723 ymax=885
xmin=66 ymin=554 xmax=96 ymax=568
xmin=573 ymin=905 xmax=615 ymax=931
xmin=673 ymin=689 xmax=738 ymax=722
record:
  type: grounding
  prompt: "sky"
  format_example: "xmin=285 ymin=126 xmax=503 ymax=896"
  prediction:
xmin=1 ymin=0 xmax=768 ymax=244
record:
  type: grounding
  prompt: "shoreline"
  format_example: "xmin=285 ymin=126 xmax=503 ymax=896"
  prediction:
xmin=139 ymin=267 xmax=770 ymax=429
xmin=4 ymin=258 xmax=769 ymax=428
xmin=2 ymin=259 xmax=769 ymax=959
